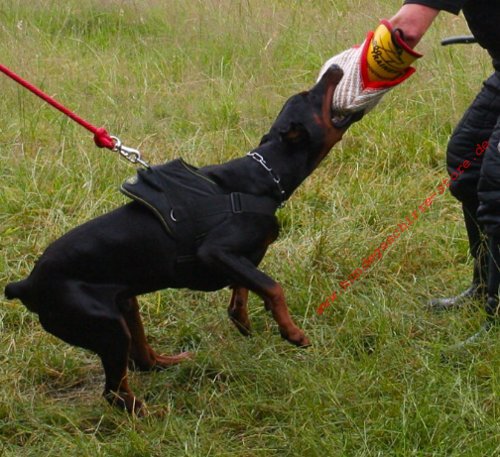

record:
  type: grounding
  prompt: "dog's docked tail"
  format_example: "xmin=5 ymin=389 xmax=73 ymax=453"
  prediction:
xmin=4 ymin=279 xmax=38 ymax=312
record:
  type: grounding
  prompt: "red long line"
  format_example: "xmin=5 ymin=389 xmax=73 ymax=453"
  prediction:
xmin=0 ymin=63 xmax=115 ymax=149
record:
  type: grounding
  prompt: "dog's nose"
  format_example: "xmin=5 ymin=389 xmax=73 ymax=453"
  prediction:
xmin=321 ymin=64 xmax=344 ymax=86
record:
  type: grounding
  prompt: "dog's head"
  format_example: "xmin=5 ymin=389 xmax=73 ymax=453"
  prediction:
xmin=259 ymin=65 xmax=346 ymax=172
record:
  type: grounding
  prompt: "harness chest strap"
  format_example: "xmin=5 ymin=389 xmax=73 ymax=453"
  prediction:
xmin=191 ymin=192 xmax=278 ymax=219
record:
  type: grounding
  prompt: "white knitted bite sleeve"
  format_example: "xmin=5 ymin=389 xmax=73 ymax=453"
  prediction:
xmin=318 ymin=47 xmax=391 ymax=116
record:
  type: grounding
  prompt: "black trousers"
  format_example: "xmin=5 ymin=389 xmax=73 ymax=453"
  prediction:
xmin=446 ymin=71 xmax=500 ymax=307
xmin=447 ymin=72 xmax=500 ymax=224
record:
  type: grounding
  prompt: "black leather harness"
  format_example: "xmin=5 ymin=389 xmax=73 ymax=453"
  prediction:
xmin=120 ymin=159 xmax=279 ymax=257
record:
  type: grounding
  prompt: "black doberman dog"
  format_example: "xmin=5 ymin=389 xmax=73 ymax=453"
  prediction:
xmin=5 ymin=65 xmax=348 ymax=415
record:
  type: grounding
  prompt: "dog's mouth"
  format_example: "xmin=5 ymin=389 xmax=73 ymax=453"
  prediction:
xmin=318 ymin=64 xmax=364 ymax=129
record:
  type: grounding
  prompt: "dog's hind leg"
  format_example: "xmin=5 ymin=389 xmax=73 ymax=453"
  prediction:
xmin=37 ymin=284 xmax=145 ymax=415
xmin=121 ymin=297 xmax=191 ymax=371
xmin=228 ymin=287 xmax=251 ymax=336
xmin=98 ymin=319 xmax=145 ymax=416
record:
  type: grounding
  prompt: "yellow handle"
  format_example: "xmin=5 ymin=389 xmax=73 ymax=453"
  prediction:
xmin=366 ymin=20 xmax=421 ymax=82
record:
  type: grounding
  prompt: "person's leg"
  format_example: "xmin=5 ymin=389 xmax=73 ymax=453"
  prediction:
xmin=477 ymin=99 xmax=500 ymax=322
xmin=430 ymin=72 xmax=500 ymax=309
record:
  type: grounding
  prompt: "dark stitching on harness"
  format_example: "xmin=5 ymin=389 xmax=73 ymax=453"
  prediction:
xmin=120 ymin=186 xmax=174 ymax=236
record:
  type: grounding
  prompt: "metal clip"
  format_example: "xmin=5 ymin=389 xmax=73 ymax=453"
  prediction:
xmin=111 ymin=136 xmax=150 ymax=169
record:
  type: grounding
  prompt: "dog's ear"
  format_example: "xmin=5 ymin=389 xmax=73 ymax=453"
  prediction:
xmin=281 ymin=122 xmax=309 ymax=144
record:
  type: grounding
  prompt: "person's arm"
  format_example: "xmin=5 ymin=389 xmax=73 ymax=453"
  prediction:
xmin=390 ymin=4 xmax=440 ymax=49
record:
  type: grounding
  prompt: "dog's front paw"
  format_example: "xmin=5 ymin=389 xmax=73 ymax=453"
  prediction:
xmin=280 ymin=328 xmax=311 ymax=347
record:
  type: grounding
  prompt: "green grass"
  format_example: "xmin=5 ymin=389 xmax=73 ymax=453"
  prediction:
xmin=1 ymin=1 xmax=498 ymax=455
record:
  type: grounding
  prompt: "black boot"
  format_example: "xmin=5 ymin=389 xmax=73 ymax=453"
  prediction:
xmin=429 ymin=257 xmax=487 ymax=310
xmin=453 ymin=238 xmax=500 ymax=348
xmin=429 ymin=199 xmax=488 ymax=311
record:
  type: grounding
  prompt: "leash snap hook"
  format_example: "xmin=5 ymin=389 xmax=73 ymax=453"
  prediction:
xmin=111 ymin=136 xmax=150 ymax=169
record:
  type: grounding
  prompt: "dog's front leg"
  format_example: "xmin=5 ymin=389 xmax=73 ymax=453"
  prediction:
xmin=199 ymin=248 xmax=310 ymax=346
xmin=228 ymin=287 xmax=251 ymax=336
xmin=121 ymin=297 xmax=192 ymax=371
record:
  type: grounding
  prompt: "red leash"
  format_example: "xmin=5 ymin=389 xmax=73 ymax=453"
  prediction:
xmin=0 ymin=63 xmax=149 ymax=167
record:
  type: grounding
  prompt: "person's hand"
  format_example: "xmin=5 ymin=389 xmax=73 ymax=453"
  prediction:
xmin=318 ymin=19 xmax=422 ymax=124
xmin=390 ymin=4 xmax=439 ymax=48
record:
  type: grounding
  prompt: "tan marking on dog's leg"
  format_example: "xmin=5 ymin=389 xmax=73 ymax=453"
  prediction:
xmin=123 ymin=297 xmax=192 ymax=371
xmin=100 ymin=317 xmax=146 ymax=416
xmin=262 ymin=284 xmax=310 ymax=347
xmin=228 ymin=287 xmax=251 ymax=336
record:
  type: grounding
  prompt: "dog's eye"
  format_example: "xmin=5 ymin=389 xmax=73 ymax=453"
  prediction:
xmin=281 ymin=123 xmax=308 ymax=144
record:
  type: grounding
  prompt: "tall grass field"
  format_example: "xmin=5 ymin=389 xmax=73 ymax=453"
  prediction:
xmin=0 ymin=1 xmax=498 ymax=455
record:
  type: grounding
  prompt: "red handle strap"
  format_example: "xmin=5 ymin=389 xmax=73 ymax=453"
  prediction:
xmin=0 ymin=63 xmax=115 ymax=149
